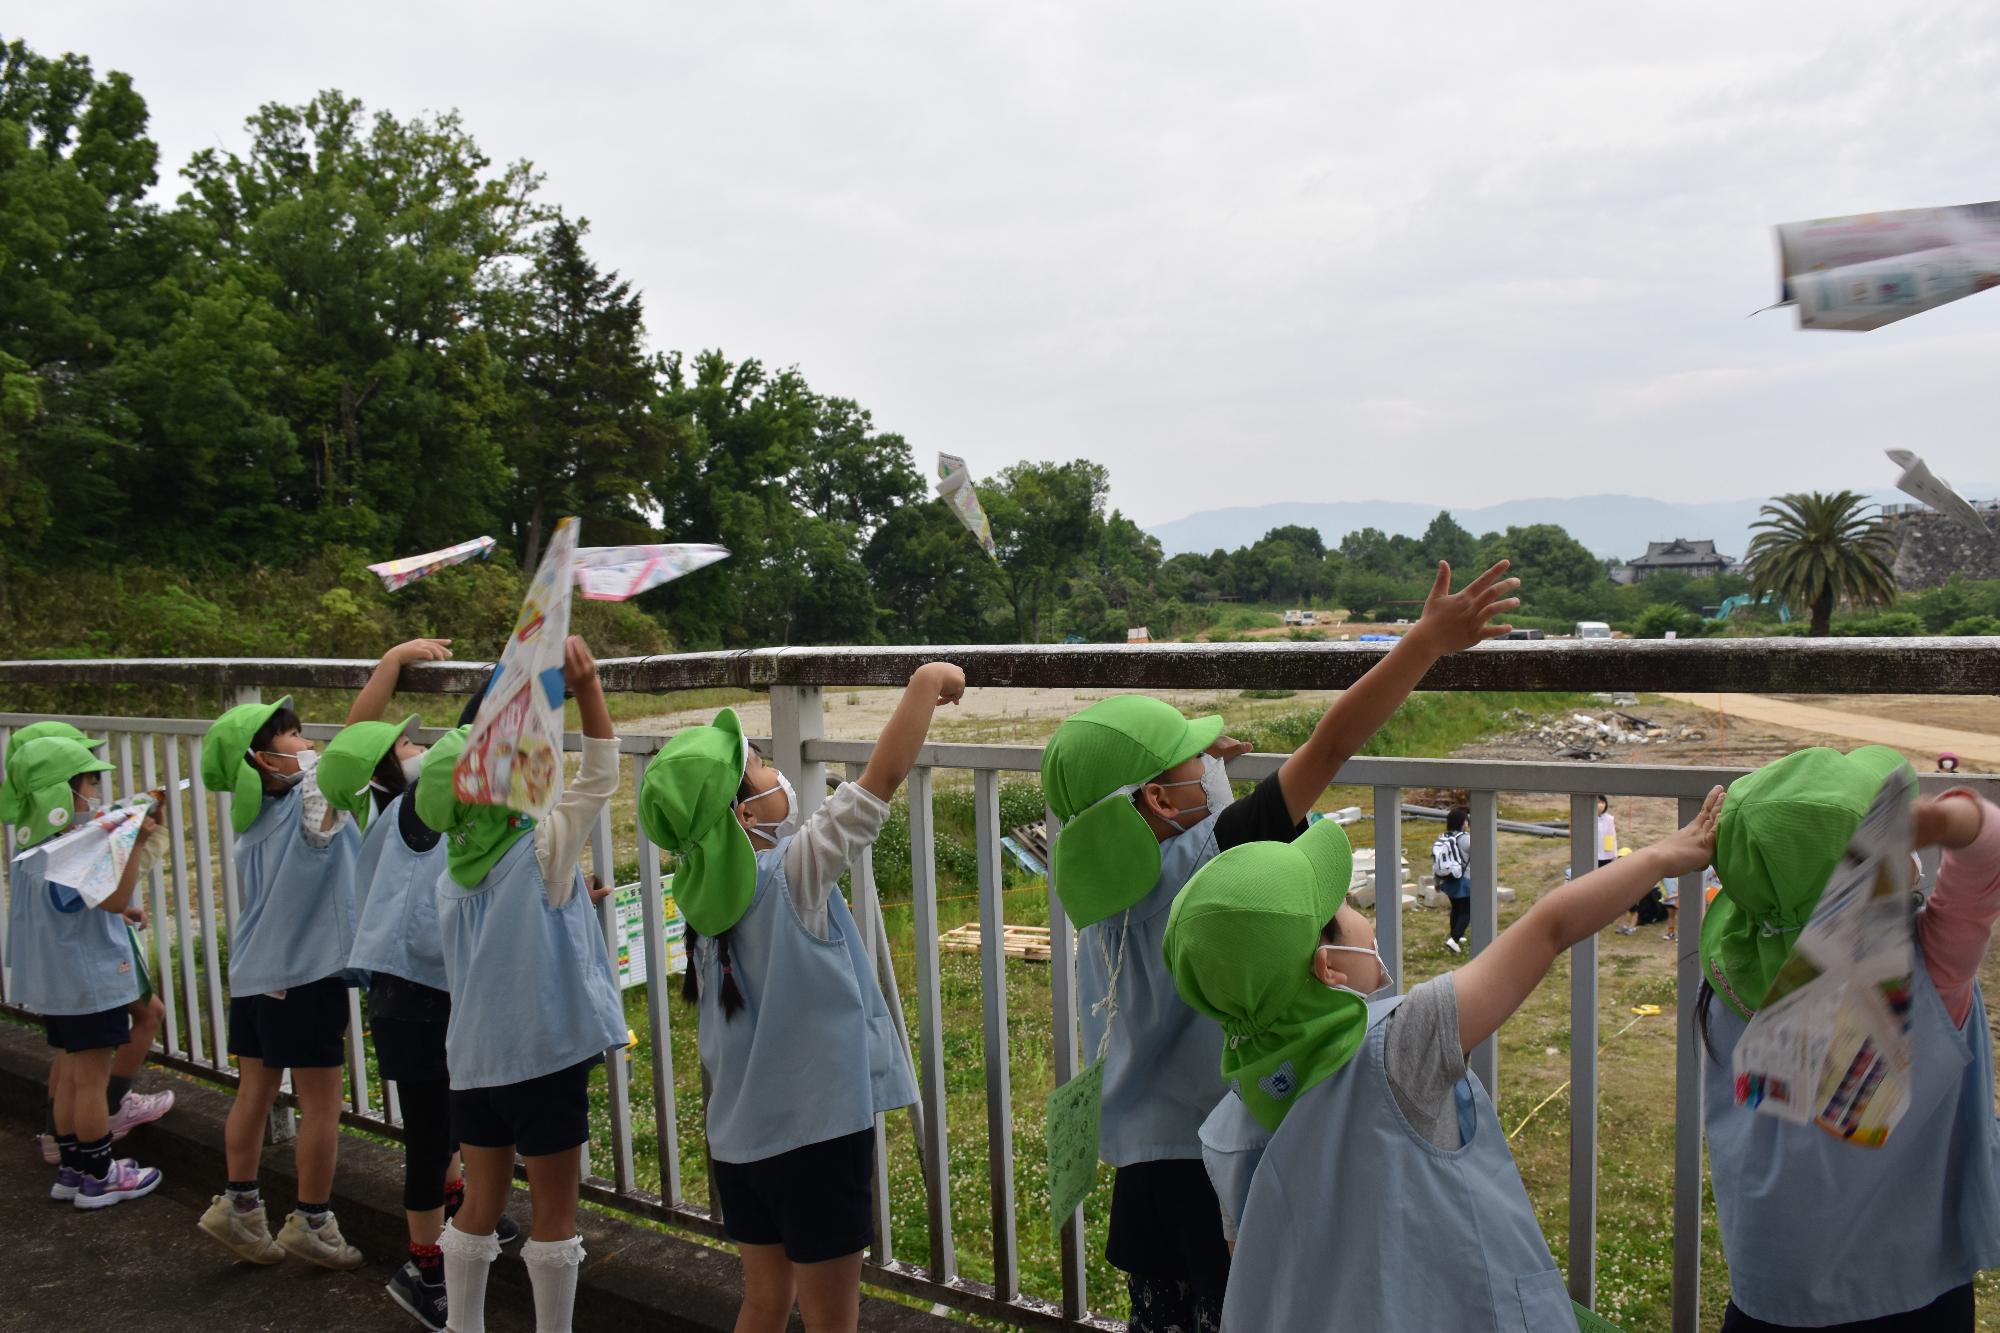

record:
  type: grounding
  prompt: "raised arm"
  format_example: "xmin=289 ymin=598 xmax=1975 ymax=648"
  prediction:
xmin=1453 ymin=786 xmax=1722 ymax=1054
xmin=99 ymin=798 xmax=164 ymax=918
xmin=1275 ymin=561 xmax=1519 ymax=824
xmin=858 ymin=663 xmax=966 ymax=802
xmin=347 ymin=638 xmax=453 ymax=726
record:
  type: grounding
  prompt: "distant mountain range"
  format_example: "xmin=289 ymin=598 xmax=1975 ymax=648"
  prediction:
xmin=1146 ymin=487 xmax=2000 ymax=561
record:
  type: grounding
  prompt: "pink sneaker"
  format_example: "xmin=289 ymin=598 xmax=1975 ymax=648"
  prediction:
xmin=108 ymin=1089 xmax=175 ymax=1138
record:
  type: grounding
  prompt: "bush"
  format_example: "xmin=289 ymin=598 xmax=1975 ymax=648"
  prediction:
xmin=1631 ymin=604 xmax=1703 ymax=640
xmin=1945 ymin=615 xmax=2000 ymax=637
xmin=1834 ymin=611 xmax=1924 ymax=638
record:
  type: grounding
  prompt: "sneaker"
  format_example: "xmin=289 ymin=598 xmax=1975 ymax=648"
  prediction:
xmin=1616 ymin=925 xmax=1637 ymax=936
xmin=199 ymin=1195 xmax=285 ymax=1264
xmin=74 ymin=1159 xmax=161 ymax=1210
xmin=50 ymin=1166 xmax=83 ymax=1202
xmin=494 ymin=1213 xmax=521 ymax=1246
xmin=1664 ymin=929 xmax=1677 ymax=942
xmin=277 ymin=1209 xmax=365 ymax=1270
xmin=108 ymin=1089 xmax=175 ymax=1137
xmin=1444 ymin=937 xmax=1462 ymax=954
xmin=386 ymin=1260 xmax=447 ymax=1331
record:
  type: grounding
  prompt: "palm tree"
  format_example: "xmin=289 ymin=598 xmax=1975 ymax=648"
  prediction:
xmin=1745 ymin=491 xmax=1898 ymax=636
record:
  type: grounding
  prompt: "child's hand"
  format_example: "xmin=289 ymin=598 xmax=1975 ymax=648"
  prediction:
xmin=1651 ymin=786 xmax=1724 ymax=879
xmin=134 ymin=809 xmax=162 ymax=845
xmin=1913 ymin=794 xmax=1983 ymax=852
xmin=562 ymin=636 xmax=601 ymax=695
xmin=123 ymin=903 xmax=148 ymax=928
xmin=391 ymin=638 xmax=453 ymax=666
xmin=1206 ymin=735 xmax=1254 ymax=762
xmin=586 ymin=874 xmax=613 ymax=904
xmin=1409 ymin=560 xmax=1520 ymax=654
xmin=920 ymin=662 xmax=966 ymax=707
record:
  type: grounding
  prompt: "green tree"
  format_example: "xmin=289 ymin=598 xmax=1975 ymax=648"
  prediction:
xmin=1745 ymin=491 xmax=1897 ymax=637
xmin=983 ymin=460 xmax=1109 ymax=641
xmin=1419 ymin=510 xmax=1478 ymax=573
xmin=1479 ymin=524 xmax=1604 ymax=600
xmin=863 ymin=501 xmax=1001 ymax=643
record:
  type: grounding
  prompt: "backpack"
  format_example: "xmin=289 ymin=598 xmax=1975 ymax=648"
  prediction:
xmin=1431 ymin=831 xmax=1467 ymax=881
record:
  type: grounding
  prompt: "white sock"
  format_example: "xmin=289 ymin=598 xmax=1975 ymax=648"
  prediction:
xmin=521 ymin=1235 xmax=586 ymax=1333
xmin=439 ymin=1221 xmax=501 ymax=1333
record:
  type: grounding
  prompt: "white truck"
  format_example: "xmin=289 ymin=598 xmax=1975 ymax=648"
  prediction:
xmin=1574 ymin=621 xmax=1613 ymax=640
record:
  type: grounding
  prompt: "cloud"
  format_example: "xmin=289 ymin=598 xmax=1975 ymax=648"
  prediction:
xmin=25 ymin=0 xmax=2000 ymax=522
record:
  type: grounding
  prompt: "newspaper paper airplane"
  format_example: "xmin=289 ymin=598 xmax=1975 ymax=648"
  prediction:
xmin=369 ymin=537 xmax=498 ymax=591
xmin=572 ymin=544 xmax=730 ymax=601
xmin=1887 ymin=450 xmax=1994 ymax=540
xmin=936 ymin=452 xmax=997 ymax=559
xmin=1771 ymin=201 xmax=2000 ymax=331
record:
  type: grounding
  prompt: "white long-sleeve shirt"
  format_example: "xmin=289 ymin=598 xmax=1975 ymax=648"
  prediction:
xmin=533 ymin=736 xmax=622 ymax=908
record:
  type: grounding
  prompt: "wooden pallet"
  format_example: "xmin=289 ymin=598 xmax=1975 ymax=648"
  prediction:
xmin=939 ymin=922 xmax=1052 ymax=963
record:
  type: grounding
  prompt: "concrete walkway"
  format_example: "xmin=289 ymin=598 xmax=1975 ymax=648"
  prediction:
xmin=0 ymin=1118 xmax=533 ymax=1332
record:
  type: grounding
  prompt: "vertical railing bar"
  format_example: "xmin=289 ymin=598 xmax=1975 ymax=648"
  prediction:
xmin=1046 ymin=802 xmax=1089 ymax=1321
xmin=1671 ymin=795 xmax=1707 ymax=1333
xmin=387 ymin=1079 xmax=404 ymax=1130
xmin=634 ymin=761 xmax=683 ymax=1205
xmin=345 ymin=988 xmax=370 ymax=1115
xmin=185 ymin=736 xmax=229 ymax=1070
xmin=769 ymin=685 xmax=826 ymax=822
xmin=115 ymin=733 xmax=138 ymax=1033
xmin=592 ymin=803 xmax=637 ymax=1194
xmin=1372 ymin=785 xmax=1403 ymax=994
xmin=218 ymin=796 xmax=242 ymax=938
xmin=1467 ymin=789 xmax=1499 ymax=1097
xmin=1567 ymin=794 xmax=1599 ymax=1308
xmin=140 ymin=737 xmax=182 ymax=1059
xmin=162 ymin=739 xmax=204 ymax=1065
xmin=973 ymin=768 xmax=1019 ymax=1301
xmin=848 ymin=762 xmax=896 ymax=1266
xmin=0 ymin=726 xmax=12 ymax=1003
xmin=907 ymin=766 xmax=956 ymax=1279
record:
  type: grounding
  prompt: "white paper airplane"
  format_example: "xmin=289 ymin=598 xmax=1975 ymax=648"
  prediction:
xmin=1887 ymin=450 xmax=1994 ymax=539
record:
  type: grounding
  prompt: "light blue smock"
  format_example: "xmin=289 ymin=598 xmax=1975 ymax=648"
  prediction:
xmin=434 ymin=835 xmax=625 ymax=1090
xmin=229 ymin=788 xmax=361 ymax=996
xmin=4 ymin=852 xmax=141 ymax=1015
xmin=1076 ymin=810 xmax=1225 ymax=1165
xmin=1222 ymin=997 xmax=1577 ymax=1333
xmin=695 ymin=842 xmax=918 ymax=1164
xmin=347 ymin=795 xmax=449 ymax=992
xmin=1704 ymin=960 xmax=2000 ymax=1324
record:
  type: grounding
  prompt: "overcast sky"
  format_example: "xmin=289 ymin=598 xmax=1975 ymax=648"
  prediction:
xmin=26 ymin=2 xmax=2000 ymax=527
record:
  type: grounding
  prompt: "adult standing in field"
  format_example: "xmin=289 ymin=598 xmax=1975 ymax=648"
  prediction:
xmin=1595 ymin=796 xmax=1617 ymax=869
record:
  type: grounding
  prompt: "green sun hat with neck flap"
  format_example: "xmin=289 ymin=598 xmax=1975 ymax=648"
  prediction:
xmin=637 ymin=708 xmax=759 ymax=937
xmin=1042 ymin=694 xmax=1225 ymax=929
xmin=1164 ymin=816 xmax=1364 ymax=1131
xmin=200 ymin=696 xmax=293 ymax=835
xmin=2 ymin=736 xmax=114 ymax=848
xmin=415 ymin=726 xmax=537 ymax=887
xmin=319 ymin=714 xmax=421 ymax=829
xmin=1701 ymin=744 xmax=1912 ymax=1019
xmin=6 ymin=721 xmax=105 ymax=773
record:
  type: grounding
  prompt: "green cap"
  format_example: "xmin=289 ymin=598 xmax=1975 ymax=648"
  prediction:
xmin=1042 ymin=695 xmax=1224 ymax=927
xmin=6 ymin=722 xmax=105 ymax=773
xmin=1701 ymin=745 xmax=1911 ymax=1018
xmin=1164 ymin=817 xmax=1365 ymax=1131
xmin=638 ymin=709 xmax=757 ymax=936
xmin=415 ymin=727 xmax=535 ymax=887
xmin=319 ymin=715 xmax=421 ymax=829
xmin=200 ymin=696 xmax=292 ymax=834
xmin=1 ymin=737 xmax=114 ymax=847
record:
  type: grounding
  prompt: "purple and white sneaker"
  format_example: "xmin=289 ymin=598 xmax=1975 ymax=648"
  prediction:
xmin=49 ymin=1167 xmax=83 ymax=1202
xmin=74 ymin=1159 xmax=161 ymax=1210
xmin=108 ymin=1089 xmax=175 ymax=1138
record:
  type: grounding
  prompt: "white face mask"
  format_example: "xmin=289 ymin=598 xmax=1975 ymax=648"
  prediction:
xmin=256 ymin=746 xmax=315 ymax=788
xmin=1320 ymin=944 xmax=1394 ymax=999
xmin=741 ymin=769 xmax=800 ymax=848
xmin=79 ymin=794 xmax=103 ymax=815
xmin=400 ymin=753 xmax=424 ymax=786
xmin=1154 ymin=755 xmax=1228 ymax=834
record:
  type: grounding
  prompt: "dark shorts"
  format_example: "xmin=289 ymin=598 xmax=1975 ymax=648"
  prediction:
xmin=1105 ymin=1159 xmax=1231 ymax=1298
xmin=227 ymin=975 xmax=351 ymax=1069
xmin=1720 ymin=1283 xmax=1973 ymax=1333
xmin=44 ymin=1006 xmax=132 ymax=1053
xmin=712 ymin=1127 xmax=876 ymax=1264
xmin=371 ymin=1014 xmax=450 ymax=1084
xmin=451 ymin=1057 xmax=600 ymax=1157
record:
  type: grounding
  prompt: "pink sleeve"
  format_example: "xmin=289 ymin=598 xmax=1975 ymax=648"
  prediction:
xmin=1918 ymin=792 xmax=2000 ymax=1028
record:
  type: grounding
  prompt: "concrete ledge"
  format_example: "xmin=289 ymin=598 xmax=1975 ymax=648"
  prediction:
xmin=0 ymin=1020 xmax=957 ymax=1332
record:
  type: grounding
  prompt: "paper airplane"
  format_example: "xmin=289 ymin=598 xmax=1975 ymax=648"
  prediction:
xmin=369 ymin=537 xmax=498 ymax=591
xmin=936 ymin=452 xmax=997 ymax=559
xmin=572 ymin=544 xmax=730 ymax=601
xmin=1771 ymin=201 xmax=2000 ymax=331
xmin=456 ymin=518 xmax=577 ymax=818
xmin=1887 ymin=450 xmax=1994 ymax=539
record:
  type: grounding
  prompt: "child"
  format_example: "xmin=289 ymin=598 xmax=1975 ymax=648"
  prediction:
xmin=637 ymin=661 xmax=964 ymax=1333
xmin=5 ymin=723 xmax=174 ymax=1166
xmin=1698 ymin=747 xmax=2000 ymax=1331
xmin=0 ymin=735 xmax=166 ymax=1208
xmin=1167 ymin=785 xmax=1723 ymax=1331
xmin=1595 ymin=794 xmax=1617 ymax=868
xmin=1040 ymin=560 xmax=1517 ymax=1330
xmin=1433 ymin=804 xmax=1472 ymax=953
xmin=425 ymin=635 xmax=626 ymax=1333
xmin=196 ymin=691 xmax=364 ymax=1268
xmin=321 ymin=638 xmax=519 ymax=1329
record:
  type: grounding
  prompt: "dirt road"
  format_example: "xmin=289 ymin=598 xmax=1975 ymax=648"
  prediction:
xmin=1661 ymin=693 xmax=2000 ymax=766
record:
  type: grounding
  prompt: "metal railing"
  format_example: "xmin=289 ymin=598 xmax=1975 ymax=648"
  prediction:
xmin=2 ymin=639 xmax=1995 ymax=1331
